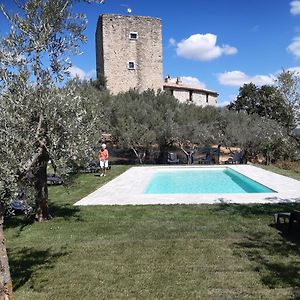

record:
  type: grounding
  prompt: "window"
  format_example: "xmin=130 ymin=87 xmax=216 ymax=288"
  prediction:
xmin=129 ymin=32 xmax=138 ymax=40
xmin=206 ymin=94 xmax=209 ymax=103
xmin=189 ymin=91 xmax=193 ymax=102
xmin=128 ymin=61 xmax=135 ymax=70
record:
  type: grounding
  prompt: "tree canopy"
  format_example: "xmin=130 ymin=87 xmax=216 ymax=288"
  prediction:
xmin=228 ymin=70 xmax=300 ymax=133
xmin=0 ymin=1 xmax=104 ymax=297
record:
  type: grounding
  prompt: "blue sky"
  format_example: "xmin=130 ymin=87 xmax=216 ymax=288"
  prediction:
xmin=2 ymin=0 xmax=300 ymax=106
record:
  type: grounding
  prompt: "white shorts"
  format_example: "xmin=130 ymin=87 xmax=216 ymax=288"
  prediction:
xmin=100 ymin=160 xmax=108 ymax=168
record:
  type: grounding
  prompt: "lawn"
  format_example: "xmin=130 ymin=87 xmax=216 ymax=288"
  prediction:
xmin=5 ymin=165 xmax=300 ymax=299
xmin=257 ymin=164 xmax=300 ymax=181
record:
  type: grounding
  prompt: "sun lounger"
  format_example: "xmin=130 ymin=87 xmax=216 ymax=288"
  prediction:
xmin=274 ymin=210 xmax=300 ymax=233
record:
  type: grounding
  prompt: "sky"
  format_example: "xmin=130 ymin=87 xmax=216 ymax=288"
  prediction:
xmin=1 ymin=0 xmax=300 ymax=106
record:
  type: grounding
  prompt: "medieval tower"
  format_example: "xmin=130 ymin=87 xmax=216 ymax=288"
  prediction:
xmin=96 ymin=14 xmax=163 ymax=94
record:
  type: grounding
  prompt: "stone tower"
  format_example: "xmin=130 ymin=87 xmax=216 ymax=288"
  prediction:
xmin=96 ymin=14 xmax=163 ymax=94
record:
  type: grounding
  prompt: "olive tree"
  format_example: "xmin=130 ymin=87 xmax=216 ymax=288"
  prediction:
xmin=110 ymin=90 xmax=162 ymax=164
xmin=220 ymin=109 xmax=296 ymax=163
xmin=174 ymin=104 xmax=221 ymax=163
xmin=0 ymin=0 xmax=103 ymax=297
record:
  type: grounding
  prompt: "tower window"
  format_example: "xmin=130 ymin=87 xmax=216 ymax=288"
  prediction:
xmin=129 ymin=32 xmax=138 ymax=40
xmin=128 ymin=61 xmax=135 ymax=70
xmin=206 ymin=94 xmax=209 ymax=103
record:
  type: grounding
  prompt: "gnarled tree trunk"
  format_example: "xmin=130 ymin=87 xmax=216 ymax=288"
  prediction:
xmin=0 ymin=206 xmax=13 ymax=300
xmin=34 ymin=148 xmax=51 ymax=222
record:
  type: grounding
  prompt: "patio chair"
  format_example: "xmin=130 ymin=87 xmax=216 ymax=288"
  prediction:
xmin=199 ymin=153 xmax=215 ymax=165
xmin=274 ymin=210 xmax=300 ymax=233
xmin=167 ymin=152 xmax=179 ymax=164
xmin=225 ymin=151 xmax=244 ymax=164
xmin=288 ymin=210 xmax=300 ymax=233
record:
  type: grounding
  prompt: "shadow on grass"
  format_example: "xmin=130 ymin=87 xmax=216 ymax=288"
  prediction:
xmin=9 ymin=247 xmax=69 ymax=291
xmin=4 ymin=202 xmax=81 ymax=230
xmin=212 ymin=202 xmax=300 ymax=217
xmin=219 ymin=203 xmax=300 ymax=298
xmin=4 ymin=215 xmax=34 ymax=231
xmin=49 ymin=202 xmax=81 ymax=221
xmin=233 ymin=231 xmax=300 ymax=298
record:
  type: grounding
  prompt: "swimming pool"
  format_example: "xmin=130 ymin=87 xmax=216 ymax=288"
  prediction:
xmin=145 ymin=168 xmax=275 ymax=194
xmin=75 ymin=165 xmax=300 ymax=206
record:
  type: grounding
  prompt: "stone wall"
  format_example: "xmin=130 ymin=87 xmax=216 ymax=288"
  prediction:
xmin=191 ymin=92 xmax=217 ymax=106
xmin=172 ymin=90 xmax=217 ymax=106
xmin=96 ymin=14 xmax=163 ymax=94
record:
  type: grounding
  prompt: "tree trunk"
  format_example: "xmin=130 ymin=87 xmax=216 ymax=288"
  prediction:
xmin=131 ymin=147 xmax=145 ymax=164
xmin=34 ymin=151 xmax=51 ymax=222
xmin=0 ymin=206 xmax=13 ymax=300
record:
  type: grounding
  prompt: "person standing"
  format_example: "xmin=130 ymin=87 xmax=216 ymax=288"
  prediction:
xmin=98 ymin=143 xmax=109 ymax=177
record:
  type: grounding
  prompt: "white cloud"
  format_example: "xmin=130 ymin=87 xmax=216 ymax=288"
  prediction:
xmin=217 ymin=95 xmax=237 ymax=107
xmin=169 ymin=38 xmax=176 ymax=46
xmin=290 ymin=0 xmax=300 ymax=15
xmin=68 ymin=66 xmax=96 ymax=80
xmin=176 ymin=33 xmax=237 ymax=61
xmin=180 ymin=76 xmax=206 ymax=88
xmin=287 ymin=66 xmax=300 ymax=74
xmin=287 ymin=37 xmax=300 ymax=57
xmin=168 ymin=76 xmax=206 ymax=88
xmin=217 ymin=71 xmax=274 ymax=86
xmin=222 ymin=45 xmax=238 ymax=55
xmin=216 ymin=100 xmax=231 ymax=107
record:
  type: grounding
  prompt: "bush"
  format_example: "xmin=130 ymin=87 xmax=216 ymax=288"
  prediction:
xmin=275 ymin=160 xmax=300 ymax=173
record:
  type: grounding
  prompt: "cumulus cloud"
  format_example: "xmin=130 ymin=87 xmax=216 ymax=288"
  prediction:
xmin=287 ymin=37 xmax=300 ymax=57
xmin=68 ymin=66 xmax=96 ymax=80
xmin=290 ymin=0 xmax=300 ymax=15
xmin=181 ymin=76 xmax=206 ymax=88
xmin=176 ymin=33 xmax=237 ymax=61
xmin=287 ymin=66 xmax=300 ymax=74
xmin=168 ymin=76 xmax=206 ymax=88
xmin=217 ymin=71 xmax=274 ymax=86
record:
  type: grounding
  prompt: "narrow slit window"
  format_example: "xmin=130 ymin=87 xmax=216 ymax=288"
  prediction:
xmin=129 ymin=32 xmax=138 ymax=40
xmin=189 ymin=91 xmax=193 ymax=102
xmin=128 ymin=61 xmax=135 ymax=70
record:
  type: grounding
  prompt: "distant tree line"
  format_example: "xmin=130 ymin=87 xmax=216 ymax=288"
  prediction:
xmin=76 ymin=69 xmax=300 ymax=166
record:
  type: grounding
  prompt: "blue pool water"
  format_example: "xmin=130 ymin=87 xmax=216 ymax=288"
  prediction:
xmin=144 ymin=168 xmax=275 ymax=194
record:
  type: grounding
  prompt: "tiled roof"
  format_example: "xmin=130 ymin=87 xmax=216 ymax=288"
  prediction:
xmin=163 ymin=82 xmax=218 ymax=96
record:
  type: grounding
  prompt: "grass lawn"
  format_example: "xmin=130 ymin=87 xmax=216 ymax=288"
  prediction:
xmin=256 ymin=164 xmax=300 ymax=181
xmin=5 ymin=165 xmax=300 ymax=299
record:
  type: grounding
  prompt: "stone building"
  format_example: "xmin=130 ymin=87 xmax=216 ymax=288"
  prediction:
xmin=163 ymin=76 xmax=218 ymax=106
xmin=95 ymin=14 xmax=218 ymax=106
xmin=96 ymin=14 xmax=163 ymax=94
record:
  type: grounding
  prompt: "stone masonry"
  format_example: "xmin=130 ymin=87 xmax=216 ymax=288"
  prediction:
xmin=163 ymin=76 xmax=218 ymax=106
xmin=96 ymin=14 xmax=163 ymax=94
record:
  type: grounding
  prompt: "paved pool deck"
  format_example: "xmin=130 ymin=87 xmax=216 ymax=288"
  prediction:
xmin=74 ymin=165 xmax=300 ymax=206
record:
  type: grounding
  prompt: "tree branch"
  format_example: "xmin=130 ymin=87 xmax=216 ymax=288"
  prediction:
xmin=35 ymin=113 xmax=44 ymax=139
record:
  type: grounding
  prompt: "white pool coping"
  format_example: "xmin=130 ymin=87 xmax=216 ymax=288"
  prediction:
xmin=74 ymin=165 xmax=300 ymax=206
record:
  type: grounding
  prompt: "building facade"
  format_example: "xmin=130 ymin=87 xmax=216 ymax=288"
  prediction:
xmin=163 ymin=76 xmax=218 ymax=106
xmin=96 ymin=14 xmax=218 ymax=106
xmin=96 ymin=14 xmax=163 ymax=94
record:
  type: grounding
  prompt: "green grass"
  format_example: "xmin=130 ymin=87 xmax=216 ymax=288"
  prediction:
xmin=5 ymin=165 xmax=300 ymax=299
xmin=256 ymin=164 xmax=300 ymax=181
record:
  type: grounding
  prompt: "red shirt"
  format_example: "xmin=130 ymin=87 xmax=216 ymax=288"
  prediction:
xmin=98 ymin=149 xmax=109 ymax=161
